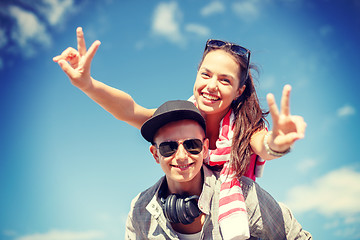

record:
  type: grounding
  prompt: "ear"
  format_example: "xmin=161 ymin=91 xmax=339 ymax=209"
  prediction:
xmin=236 ymin=85 xmax=246 ymax=99
xmin=150 ymin=145 xmax=160 ymax=164
xmin=202 ymin=138 xmax=209 ymax=159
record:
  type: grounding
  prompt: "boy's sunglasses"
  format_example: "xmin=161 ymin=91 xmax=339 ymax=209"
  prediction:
xmin=157 ymin=139 xmax=203 ymax=157
xmin=205 ymin=39 xmax=251 ymax=80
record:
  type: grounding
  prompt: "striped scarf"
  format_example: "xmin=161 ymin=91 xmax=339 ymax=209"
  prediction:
xmin=188 ymin=96 xmax=266 ymax=239
xmin=207 ymin=109 xmax=267 ymax=239
xmin=210 ymin=111 xmax=250 ymax=240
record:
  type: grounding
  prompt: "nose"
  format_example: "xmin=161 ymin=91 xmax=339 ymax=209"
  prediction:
xmin=207 ymin=77 xmax=218 ymax=92
xmin=174 ymin=142 xmax=188 ymax=160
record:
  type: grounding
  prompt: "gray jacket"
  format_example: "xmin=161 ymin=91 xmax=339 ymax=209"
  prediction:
xmin=125 ymin=165 xmax=312 ymax=239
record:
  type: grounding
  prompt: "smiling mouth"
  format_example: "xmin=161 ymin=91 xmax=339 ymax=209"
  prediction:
xmin=202 ymin=92 xmax=220 ymax=101
xmin=171 ymin=163 xmax=194 ymax=170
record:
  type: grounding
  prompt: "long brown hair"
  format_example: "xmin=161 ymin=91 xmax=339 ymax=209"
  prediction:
xmin=199 ymin=44 xmax=268 ymax=178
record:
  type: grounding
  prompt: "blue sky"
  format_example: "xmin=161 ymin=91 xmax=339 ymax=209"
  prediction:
xmin=1 ymin=0 xmax=360 ymax=239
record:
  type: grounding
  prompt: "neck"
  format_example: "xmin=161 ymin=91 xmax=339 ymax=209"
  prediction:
xmin=204 ymin=110 xmax=229 ymax=149
xmin=172 ymin=213 xmax=206 ymax=234
xmin=166 ymin=169 xmax=203 ymax=197
xmin=163 ymin=170 xmax=205 ymax=234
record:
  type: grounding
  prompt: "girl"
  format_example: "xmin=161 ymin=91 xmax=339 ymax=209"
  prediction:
xmin=54 ymin=27 xmax=306 ymax=239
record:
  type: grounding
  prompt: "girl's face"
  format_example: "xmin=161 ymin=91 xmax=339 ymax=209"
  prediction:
xmin=193 ymin=50 xmax=245 ymax=117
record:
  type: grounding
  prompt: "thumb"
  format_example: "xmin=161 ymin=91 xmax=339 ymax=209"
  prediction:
xmin=58 ymin=59 xmax=77 ymax=79
xmin=279 ymin=132 xmax=303 ymax=146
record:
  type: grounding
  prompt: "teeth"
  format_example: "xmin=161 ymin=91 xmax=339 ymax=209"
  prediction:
xmin=180 ymin=164 xmax=189 ymax=169
xmin=202 ymin=93 xmax=219 ymax=101
xmin=173 ymin=163 xmax=192 ymax=169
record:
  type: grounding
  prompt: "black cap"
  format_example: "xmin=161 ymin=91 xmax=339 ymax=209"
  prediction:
xmin=141 ymin=100 xmax=206 ymax=143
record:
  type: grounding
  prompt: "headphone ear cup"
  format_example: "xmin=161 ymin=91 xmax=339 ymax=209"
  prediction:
xmin=176 ymin=197 xmax=192 ymax=224
xmin=166 ymin=194 xmax=180 ymax=223
xmin=161 ymin=194 xmax=201 ymax=225
xmin=185 ymin=196 xmax=201 ymax=219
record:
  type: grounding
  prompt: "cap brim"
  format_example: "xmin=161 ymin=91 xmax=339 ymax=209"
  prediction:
xmin=141 ymin=109 xmax=206 ymax=143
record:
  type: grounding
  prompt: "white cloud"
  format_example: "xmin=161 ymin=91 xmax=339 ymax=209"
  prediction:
xmin=38 ymin=0 xmax=75 ymax=26
xmin=319 ymin=25 xmax=334 ymax=37
xmin=201 ymin=1 xmax=225 ymax=17
xmin=337 ymin=104 xmax=356 ymax=117
xmin=185 ymin=23 xmax=210 ymax=37
xmin=232 ymin=1 xmax=260 ymax=21
xmin=334 ymin=227 xmax=360 ymax=239
xmin=151 ymin=2 xmax=184 ymax=44
xmin=323 ymin=214 xmax=360 ymax=239
xmin=286 ymin=167 xmax=360 ymax=216
xmin=3 ymin=229 xmax=17 ymax=237
xmin=0 ymin=0 xmax=76 ymax=64
xmin=0 ymin=28 xmax=5 ymax=68
xmin=323 ymin=219 xmax=340 ymax=229
xmin=296 ymin=158 xmax=317 ymax=173
xmin=0 ymin=28 xmax=8 ymax=48
xmin=135 ymin=40 xmax=145 ymax=50
xmin=9 ymin=5 xmax=51 ymax=57
xmin=259 ymin=75 xmax=276 ymax=90
xmin=345 ymin=215 xmax=360 ymax=224
xmin=15 ymin=230 xmax=105 ymax=240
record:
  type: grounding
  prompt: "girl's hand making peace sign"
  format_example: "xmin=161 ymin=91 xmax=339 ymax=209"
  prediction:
xmin=53 ymin=27 xmax=101 ymax=91
xmin=266 ymin=84 xmax=307 ymax=153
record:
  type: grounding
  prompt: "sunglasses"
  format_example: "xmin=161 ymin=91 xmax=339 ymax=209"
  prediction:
xmin=205 ymin=39 xmax=251 ymax=80
xmin=157 ymin=139 xmax=204 ymax=157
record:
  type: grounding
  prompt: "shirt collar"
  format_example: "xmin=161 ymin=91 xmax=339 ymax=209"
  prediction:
xmin=197 ymin=165 xmax=217 ymax=214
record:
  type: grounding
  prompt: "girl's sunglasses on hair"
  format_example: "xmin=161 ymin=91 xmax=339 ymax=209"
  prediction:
xmin=157 ymin=139 xmax=203 ymax=157
xmin=205 ymin=39 xmax=251 ymax=80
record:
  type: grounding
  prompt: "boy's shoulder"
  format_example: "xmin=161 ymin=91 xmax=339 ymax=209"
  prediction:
xmin=130 ymin=176 xmax=165 ymax=210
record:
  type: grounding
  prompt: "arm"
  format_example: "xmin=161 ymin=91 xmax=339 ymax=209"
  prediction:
xmin=53 ymin=27 xmax=154 ymax=129
xmin=278 ymin=202 xmax=313 ymax=239
xmin=243 ymin=178 xmax=312 ymax=239
xmin=125 ymin=213 xmax=138 ymax=239
xmin=76 ymin=78 xmax=155 ymax=129
xmin=250 ymin=85 xmax=307 ymax=160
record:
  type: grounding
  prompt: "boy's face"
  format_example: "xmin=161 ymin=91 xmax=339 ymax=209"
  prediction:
xmin=150 ymin=120 xmax=208 ymax=193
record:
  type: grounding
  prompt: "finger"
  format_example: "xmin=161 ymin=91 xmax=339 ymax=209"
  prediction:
xmin=293 ymin=116 xmax=307 ymax=138
xmin=58 ymin=59 xmax=77 ymax=79
xmin=53 ymin=55 xmax=61 ymax=62
xmin=53 ymin=53 xmax=71 ymax=63
xmin=53 ymin=49 xmax=71 ymax=62
xmin=280 ymin=84 xmax=291 ymax=116
xmin=77 ymin=27 xmax=87 ymax=56
xmin=267 ymin=93 xmax=280 ymax=124
xmin=279 ymin=132 xmax=301 ymax=146
xmin=53 ymin=47 xmax=78 ymax=62
xmin=83 ymin=40 xmax=101 ymax=69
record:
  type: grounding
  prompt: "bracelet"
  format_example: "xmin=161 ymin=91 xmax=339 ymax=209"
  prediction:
xmin=264 ymin=131 xmax=291 ymax=157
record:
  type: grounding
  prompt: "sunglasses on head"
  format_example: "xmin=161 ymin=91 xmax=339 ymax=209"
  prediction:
xmin=157 ymin=139 xmax=204 ymax=157
xmin=205 ymin=39 xmax=251 ymax=80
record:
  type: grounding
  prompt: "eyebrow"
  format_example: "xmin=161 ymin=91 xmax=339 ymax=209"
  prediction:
xmin=200 ymin=67 xmax=235 ymax=80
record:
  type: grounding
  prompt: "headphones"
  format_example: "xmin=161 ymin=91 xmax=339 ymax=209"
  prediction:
xmin=160 ymin=194 xmax=202 ymax=225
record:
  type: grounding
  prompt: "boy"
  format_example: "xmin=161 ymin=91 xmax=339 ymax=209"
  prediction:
xmin=125 ymin=100 xmax=311 ymax=239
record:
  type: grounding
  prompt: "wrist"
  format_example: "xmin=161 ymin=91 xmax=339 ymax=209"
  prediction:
xmin=264 ymin=131 xmax=291 ymax=157
xmin=78 ymin=77 xmax=95 ymax=92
